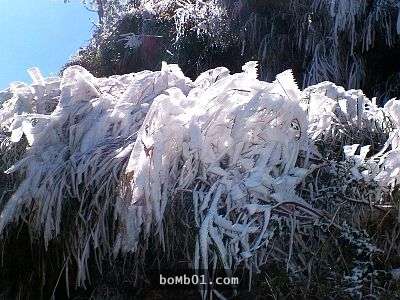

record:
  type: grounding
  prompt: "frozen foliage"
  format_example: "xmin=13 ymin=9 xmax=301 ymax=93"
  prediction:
xmin=71 ymin=0 xmax=400 ymax=103
xmin=0 ymin=62 xmax=399 ymax=297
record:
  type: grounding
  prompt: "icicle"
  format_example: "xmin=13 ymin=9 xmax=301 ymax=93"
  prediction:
xmin=27 ymin=67 xmax=45 ymax=86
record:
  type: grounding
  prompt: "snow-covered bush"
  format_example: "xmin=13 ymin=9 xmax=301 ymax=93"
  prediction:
xmin=0 ymin=62 xmax=399 ymax=298
xmin=67 ymin=0 xmax=400 ymax=103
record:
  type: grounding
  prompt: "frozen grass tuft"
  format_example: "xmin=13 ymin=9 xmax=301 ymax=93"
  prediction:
xmin=0 ymin=62 xmax=400 ymax=298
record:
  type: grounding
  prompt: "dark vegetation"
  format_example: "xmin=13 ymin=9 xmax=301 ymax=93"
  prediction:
xmin=66 ymin=0 xmax=400 ymax=104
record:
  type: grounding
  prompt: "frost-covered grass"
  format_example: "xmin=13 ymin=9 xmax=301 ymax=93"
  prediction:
xmin=0 ymin=62 xmax=400 ymax=298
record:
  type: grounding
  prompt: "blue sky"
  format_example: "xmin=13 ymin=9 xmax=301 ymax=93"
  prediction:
xmin=0 ymin=0 xmax=96 ymax=90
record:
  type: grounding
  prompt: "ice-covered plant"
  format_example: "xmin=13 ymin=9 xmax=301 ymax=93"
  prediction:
xmin=0 ymin=61 xmax=399 ymax=298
